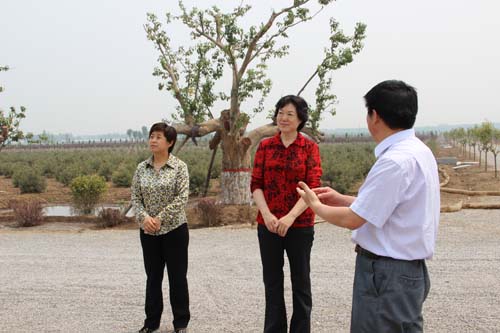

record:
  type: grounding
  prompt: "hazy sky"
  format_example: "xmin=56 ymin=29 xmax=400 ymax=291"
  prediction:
xmin=1 ymin=0 xmax=499 ymax=135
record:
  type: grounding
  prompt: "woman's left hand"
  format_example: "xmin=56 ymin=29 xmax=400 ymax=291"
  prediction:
xmin=152 ymin=217 xmax=161 ymax=232
xmin=277 ymin=215 xmax=295 ymax=237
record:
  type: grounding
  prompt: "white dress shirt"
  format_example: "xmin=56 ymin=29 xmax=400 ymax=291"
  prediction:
xmin=350 ymin=129 xmax=440 ymax=260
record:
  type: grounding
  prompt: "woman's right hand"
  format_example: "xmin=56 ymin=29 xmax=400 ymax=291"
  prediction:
xmin=143 ymin=216 xmax=159 ymax=234
xmin=262 ymin=212 xmax=279 ymax=233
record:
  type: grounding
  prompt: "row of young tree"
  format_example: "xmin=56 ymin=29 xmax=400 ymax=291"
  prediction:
xmin=444 ymin=121 xmax=500 ymax=177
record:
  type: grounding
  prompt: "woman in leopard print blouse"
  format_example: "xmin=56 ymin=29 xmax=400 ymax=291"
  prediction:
xmin=131 ymin=122 xmax=190 ymax=333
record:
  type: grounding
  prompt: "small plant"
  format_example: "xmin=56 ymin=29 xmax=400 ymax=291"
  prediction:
xmin=111 ymin=164 xmax=134 ymax=187
xmin=189 ymin=167 xmax=206 ymax=195
xmin=426 ymin=138 xmax=439 ymax=157
xmin=97 ymin=207 xmax=128 ymax=228
xmin=98 ymin=162 xmax=113 ymax=181
xmin=70 ymin=175 xmax=107 ymax=214
xmin=9 ymin=199 xmax=45 ymax=227
xmin=12 ymin=168 xmax=46 ymax=193
xmin=55 ymin=164 xmax=83 ymax=186
xmin=196 ymin=197 xmax=222 ymax=227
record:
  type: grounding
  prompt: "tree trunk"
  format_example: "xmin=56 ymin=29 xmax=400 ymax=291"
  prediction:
xmin=494 ymin=153 xmax=498 ymax=178
xmin=485 ymin=150 xmax=488 ymax=171
xmin=220 ymin=133 xmax=252 ymax=205
xmin=203 ymin=145 xmax=218 ymax=197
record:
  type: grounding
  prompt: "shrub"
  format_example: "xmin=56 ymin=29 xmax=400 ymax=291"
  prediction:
xmin=320 ymin=143 xmax=376 ymax=194
xmin=196 ymin=197 xmax=222 ymax=227
xmin=1 ymin=162 xmax=22 ymax=178
xmin=0 ymin=162 xmax=11 ymax=176
xmin=97 ymin=207 xmax=128 ymax=228
xmin=426 ymin=138 xmax=439 ymax=157
xmin=55 ymin=164 xmax=83 ymax=186
xmin=189 ymin=167 xmax=206 ymax=195
xmin=9 ymin=199 xmax=45 ymax=227
xmin=70 ymin=175 xmax=107 ymax=214
xmin=98 ymin=162 xmax=113 ymax=181
xmin=38 ymin=159 xmax=56 ymax=178
xmin=12 ymin=168 xmax=47 ymax=193
xmin=111 ymin=164 xmax=135 ymax=187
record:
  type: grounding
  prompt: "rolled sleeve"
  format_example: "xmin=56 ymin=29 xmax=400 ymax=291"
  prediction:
xmin=250 ymin=142 xmax=265 ymax=194
xmin=306 ymin=143 xmax=322 ymax=188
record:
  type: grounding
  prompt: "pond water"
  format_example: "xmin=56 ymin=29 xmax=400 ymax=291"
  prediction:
xmin=43 ymin=205 xmax=135 ymax=217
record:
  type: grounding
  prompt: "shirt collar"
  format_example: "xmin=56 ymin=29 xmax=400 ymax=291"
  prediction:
xmin=374 ymin=128 xmax=415 ymax=158
xmin=145 ymin=155 xmax=176 ymax=169
xmin=272 ymin=131 xmax=306 ymax=147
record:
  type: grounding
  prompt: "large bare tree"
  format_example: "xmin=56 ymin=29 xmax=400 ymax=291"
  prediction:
xmin=144 ymin=0 xmax=366 ymax=204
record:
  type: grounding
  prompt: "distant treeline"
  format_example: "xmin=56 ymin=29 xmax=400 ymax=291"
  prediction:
xmin=4 ymin=131 xmax=436 ymax=151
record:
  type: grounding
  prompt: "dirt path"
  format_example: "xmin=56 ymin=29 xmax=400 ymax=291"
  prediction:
xmin=1 ymin=210 xmax=499 ymax=332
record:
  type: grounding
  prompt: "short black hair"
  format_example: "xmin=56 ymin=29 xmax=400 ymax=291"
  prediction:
xmin=273 ymin=95 xmax=309 ymax=131
xmin=364 ymin=80 xmax=418 ymax=130
xmin=149 ymin=122 xmax=177 ymax=153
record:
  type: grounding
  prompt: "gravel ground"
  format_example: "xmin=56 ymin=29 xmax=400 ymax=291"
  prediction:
xmin=1 ymin=210 xmax=500 ymax=333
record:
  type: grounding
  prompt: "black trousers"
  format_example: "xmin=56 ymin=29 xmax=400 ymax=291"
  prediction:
xmin=258 ymin=224 xmax=314 ymax=333
xmin=140 ymin=223 xmax=190 ymax=330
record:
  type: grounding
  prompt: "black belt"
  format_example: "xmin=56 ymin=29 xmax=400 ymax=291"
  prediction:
xmin=355 ymin=244 xmax=388 ymax=260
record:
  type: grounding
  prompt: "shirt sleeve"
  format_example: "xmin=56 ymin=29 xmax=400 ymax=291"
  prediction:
xmin=305 ymin=142 xmax=322 ymax=188
xmin=350 ymin=158 xmax=407 ymax=228
xmin=156 ymin=162 xmax=189 ymax=225
xmin=250 ymin=141 xmax=265 ymax=193
xmin=131 ymin=166 xmax=148 ymax=226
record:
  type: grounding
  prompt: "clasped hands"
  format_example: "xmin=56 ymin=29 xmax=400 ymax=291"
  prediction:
xmin=263 ymin=183 xmax=342 ymax=237
xmin=143 ymin=215 xmax=161 ymax=234
xmin=263 ymin=212 xmax=294 ymax=237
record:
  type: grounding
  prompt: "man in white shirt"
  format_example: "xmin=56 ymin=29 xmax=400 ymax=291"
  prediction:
xmin=297 ymin=80 xmax=439 ymax=332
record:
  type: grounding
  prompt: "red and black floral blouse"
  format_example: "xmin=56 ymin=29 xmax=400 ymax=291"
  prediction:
xmin=251 ymin=132 xmax=322 ymax=228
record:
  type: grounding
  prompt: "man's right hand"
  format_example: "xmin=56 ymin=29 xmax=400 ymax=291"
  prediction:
xmin=313 ymin=187 xmax=345 ymax=206
xmin=262 ymin=212 xmax=279 ymax=233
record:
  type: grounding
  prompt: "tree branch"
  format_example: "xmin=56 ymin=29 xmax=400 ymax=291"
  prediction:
xmin=173 ymin=118 xmax=221 ymax=137
xmin=250 ymin=6 xmax=323 ymax=65
xmin=147 ymin=30 xmax=190 ymax=116
xmin=243 ymin=122 xmax=323 ymax=152
xmin=297 ymin=67 xmax=319 ymax=96
xmin=238 ymin=1 xmax=310 ymax=80
xmin=174 ymin=135 xmax=190 ymax=154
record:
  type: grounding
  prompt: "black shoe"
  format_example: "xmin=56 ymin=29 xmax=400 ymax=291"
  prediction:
xmin=138 ymin=327 xmax=159 ymax=333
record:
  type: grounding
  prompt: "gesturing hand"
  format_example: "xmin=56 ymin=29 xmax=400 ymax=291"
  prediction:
xmin=313 ymin=186 xmax=344 ymax=206
xmin=296 ymin=181 xmax=321 ymax=209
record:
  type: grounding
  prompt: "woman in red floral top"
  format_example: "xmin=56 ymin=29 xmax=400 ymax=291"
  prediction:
xmin=251 ymin=95 xmax=322 ymax=333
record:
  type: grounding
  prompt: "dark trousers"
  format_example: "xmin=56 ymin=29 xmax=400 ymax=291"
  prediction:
xmin=257 ymin=224 xmax=314 ymax=333
xmin=351 ymin=253 xmax=431 ymax=333
xmin=140 ymin=223 xmax=190 ymax=330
